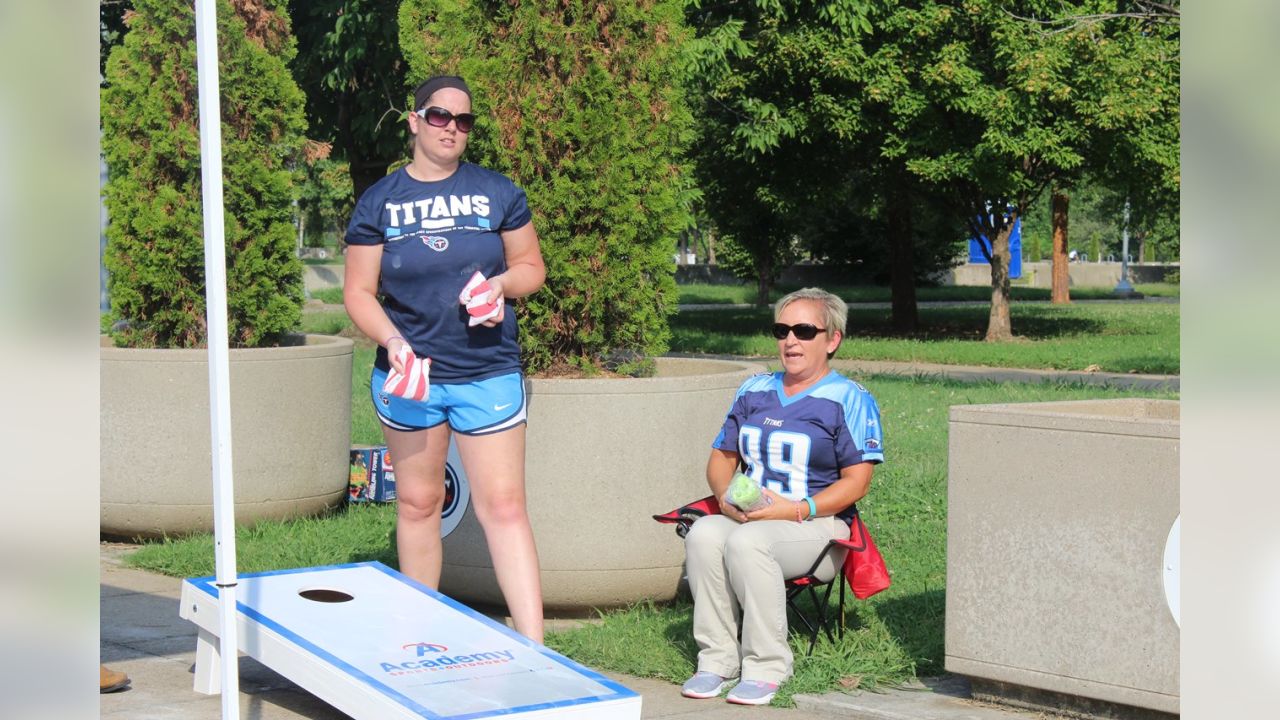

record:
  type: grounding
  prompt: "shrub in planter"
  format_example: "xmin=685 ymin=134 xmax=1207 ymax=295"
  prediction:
xmin=102 ymin=0 xmax=307 ymax=349
xmin=99 ymin=2 xmax=351 ymax=538
xmin=399 ymin=0 xmax=694 ymax=376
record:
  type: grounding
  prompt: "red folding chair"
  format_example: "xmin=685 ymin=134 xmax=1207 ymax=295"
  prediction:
xmin=654 ymin=495 xmax=889 ymax=656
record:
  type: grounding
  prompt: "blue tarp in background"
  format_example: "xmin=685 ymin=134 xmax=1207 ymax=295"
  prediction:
xmin=968 ymin=217 xmax=1022 ymax=279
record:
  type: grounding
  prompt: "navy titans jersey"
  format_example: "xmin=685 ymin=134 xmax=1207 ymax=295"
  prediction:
xmin=712 ymin=371 xmax=884 ymax=524
xmin=346 ymin=164 xmax=533 ymax=383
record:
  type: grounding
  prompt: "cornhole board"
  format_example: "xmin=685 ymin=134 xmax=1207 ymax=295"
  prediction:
xmin=179 ymin=562 xmax=641 ymax=719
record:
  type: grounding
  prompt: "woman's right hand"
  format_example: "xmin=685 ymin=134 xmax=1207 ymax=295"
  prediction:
xmin=719 ymin=493 xmax=749 ymax=524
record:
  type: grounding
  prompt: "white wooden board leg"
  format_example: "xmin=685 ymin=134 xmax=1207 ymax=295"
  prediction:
xmin=193 ymin=625 xmax=222 ymax=695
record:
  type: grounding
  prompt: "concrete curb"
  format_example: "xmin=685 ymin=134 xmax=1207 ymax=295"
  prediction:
xmin=666 ymin=354 xmax=1179 ymax=392
xmin=795 ymin=676 xmax=1051 ymax=720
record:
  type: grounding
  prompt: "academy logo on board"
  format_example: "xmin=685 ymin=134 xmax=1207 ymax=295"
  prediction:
xmin=381 ymin=640 xmax=515 ymax=675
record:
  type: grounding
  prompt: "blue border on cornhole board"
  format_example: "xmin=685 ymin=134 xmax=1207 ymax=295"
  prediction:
xmin=188 ymin=561 xmax=638 ymax=720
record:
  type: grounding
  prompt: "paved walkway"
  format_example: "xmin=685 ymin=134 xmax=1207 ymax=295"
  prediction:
xmin=101 ymin=545 xmax=1043 ymax=720
xmin=678 ymin=296 xmax=1178 ymax=311
xmin=666 ymin=354 xmax=1178 ymax=392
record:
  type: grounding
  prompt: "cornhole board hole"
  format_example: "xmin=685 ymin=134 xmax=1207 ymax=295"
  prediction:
xmin=179 ymin=562 xmax=641 ymax=719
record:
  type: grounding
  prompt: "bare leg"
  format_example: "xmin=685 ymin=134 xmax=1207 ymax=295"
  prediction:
xmin=383 ymin=424 xmax=451 ymax=588
xmin=454 ymin=426 xmax=544 ymax=643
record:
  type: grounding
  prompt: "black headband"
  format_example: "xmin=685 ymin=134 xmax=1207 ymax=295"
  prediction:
xmin=414 ymin=76 xmax=472 ymax=111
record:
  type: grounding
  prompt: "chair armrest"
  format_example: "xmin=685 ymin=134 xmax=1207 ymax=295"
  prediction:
xmin=653 ymin=495 xmax=722 ymax=539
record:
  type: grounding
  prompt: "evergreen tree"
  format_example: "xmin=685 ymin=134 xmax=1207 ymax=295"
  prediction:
xmin=399 ymin=0 xmax=694 ymax=375
xmin=102 ymin=0 xmax=307 ymax=348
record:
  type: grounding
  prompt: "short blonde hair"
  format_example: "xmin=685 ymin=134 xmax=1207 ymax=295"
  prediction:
xmin=774 ymin=288 xmax=847 ymax=357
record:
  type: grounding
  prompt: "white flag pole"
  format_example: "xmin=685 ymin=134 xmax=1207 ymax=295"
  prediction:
xmin=193 ymin=1 xmax=240 ymax=718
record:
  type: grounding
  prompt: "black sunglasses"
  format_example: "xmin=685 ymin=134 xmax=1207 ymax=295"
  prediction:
xmin=771 ymin=323 xmax=827 ymax=341
xmin=417 ymin=106 xmax=476 ymax=133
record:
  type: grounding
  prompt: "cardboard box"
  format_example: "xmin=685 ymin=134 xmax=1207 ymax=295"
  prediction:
xmin=349 ymin=445 xmax=397 ymax=503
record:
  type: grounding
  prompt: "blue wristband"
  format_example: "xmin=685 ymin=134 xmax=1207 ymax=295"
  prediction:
xmin=803 ymin=497 xmax=817 ymax=520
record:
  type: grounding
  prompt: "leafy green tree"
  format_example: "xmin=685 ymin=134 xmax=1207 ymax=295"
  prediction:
xmin=859 ymin=0 xmax=1176 ymax=339
xmin=398 ymin=0 xmax=694 ymax=376
xmin=102 ymin=0 xmax=307 ymax=348
xmin=1077 ymin=3 xmax=1180 ymax=265
xmin=684 ymin=0 xmax=875 ymax=308
xmin=1024 ymin=3 xmax=1180 ymax=301
xmin=801 ymin=179 xmax=967 ymax=285
xmin=100 ymin=1 xmax=132 ymax=85
xmin=684 ymin=1 xmax=968 ymax=331
xmin=289 ymin=0 xmax=409 ymax=205
xmin=1024 ymin=176 xmax=1179 ymax=264
xmin=863 ymin=0 xmax=1077 ymax=339
xmin=298 ymin=153 xmax=356 ymax=249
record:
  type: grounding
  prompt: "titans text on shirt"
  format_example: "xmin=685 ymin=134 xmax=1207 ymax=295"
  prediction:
xmin=346 ymin=163 xmax=532 ymax=383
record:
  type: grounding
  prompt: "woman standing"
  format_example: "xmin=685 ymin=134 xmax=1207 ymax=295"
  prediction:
xmin=344 ymin=75 xmax=547 ymax=642
xmin=681 ymin=288 xmax=885 ymax=704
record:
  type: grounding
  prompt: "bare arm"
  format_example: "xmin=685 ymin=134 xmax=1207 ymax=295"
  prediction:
xmin=494 ymin=222 xmax=546 ymax=299
xmin=473 ymin=222 xmax=546 ymax=327
xmin=343 ymin=244 xmax=409 ymax=372
xmin=810 ymin=462 xmax=874 ymax=517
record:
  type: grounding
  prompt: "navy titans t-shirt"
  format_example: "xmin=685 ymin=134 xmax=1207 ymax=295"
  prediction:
xmin=346 ymin=164 xmax=532 ymax=383
xmin=713 ymin=371 xmax=885 ymax=525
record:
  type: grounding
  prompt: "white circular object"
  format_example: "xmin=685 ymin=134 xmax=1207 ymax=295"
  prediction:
xmin=1163 ymin=515 xmax=1180 ymax=627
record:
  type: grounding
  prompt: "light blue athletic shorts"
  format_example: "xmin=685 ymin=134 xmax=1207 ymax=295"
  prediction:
xmin=370 ymin=369 xmax=527 ymax=435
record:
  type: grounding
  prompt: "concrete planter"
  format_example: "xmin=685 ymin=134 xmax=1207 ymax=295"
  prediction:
xmin=439 ymin=357 xmax=765 ymax=612
xmin=946 ymin=399 xmax=1179 ymax=715
xmin=101 ymin=334 xmax=354 ymax=538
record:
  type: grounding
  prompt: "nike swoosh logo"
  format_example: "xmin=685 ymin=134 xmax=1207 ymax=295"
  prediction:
xmin=494 ymin=403 xmax=513 ymax=411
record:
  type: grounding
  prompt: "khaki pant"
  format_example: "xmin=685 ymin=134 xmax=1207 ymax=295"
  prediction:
xmin=684 ymin=514 xmax=851 ymax=684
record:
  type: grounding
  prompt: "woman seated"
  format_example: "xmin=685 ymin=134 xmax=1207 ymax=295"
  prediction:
xmin=681 ymin=287 xmax=885 ymax=705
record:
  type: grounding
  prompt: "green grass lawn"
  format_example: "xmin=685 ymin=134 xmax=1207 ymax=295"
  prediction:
xmin=677 ymin=282 xmax=1179 ymax=305
xmin=310 ymin=282 xmax=1178 ymax=308
xmin=672 ymin=302 xmax=1179 ymax=374
xmin=301 ymin=289 xmax=1179 ymax=375
xmin=125 ymin=374 xmax=1176 ymax=705
xmin=308 ymin=287 xmax=345 ymax=304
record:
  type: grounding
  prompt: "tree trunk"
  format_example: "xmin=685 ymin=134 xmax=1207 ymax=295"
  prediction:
xmin=296 ymin=208 xmax=306 ymax=255
xmin=350 ymin=162 xmax=390 ymax=210
xmin=887 ymin=186 xmax=918 ymax=332
xmin=336 ymin=96 xmax=391 ymax=250
xmin=755 ymin=251 xmax=772 ymax=307
xmin=706 ymin=233 xmax=716 ymax=265
xmin=341 ymin=161 xmax=390 ymax=251
xmin=1051 ymin=190 xmax=1071 ymax=304
xmin=985 ymin=222 xmax=1014 ymax=341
